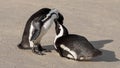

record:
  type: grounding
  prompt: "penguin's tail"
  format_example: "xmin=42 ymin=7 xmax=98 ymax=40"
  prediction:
xmin=17 ymin=42 xmax=31 ymax=50
xmin=17 ymin=43 xmax=23 ymax=49
xmin=92 ymin=49 xmax=102 ymax=57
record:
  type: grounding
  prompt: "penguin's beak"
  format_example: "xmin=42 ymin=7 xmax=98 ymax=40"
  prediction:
xmin=52 ymin=9 xmax=59 ymax=19
xmin=52 ymin=8 xmax=59 ymax=14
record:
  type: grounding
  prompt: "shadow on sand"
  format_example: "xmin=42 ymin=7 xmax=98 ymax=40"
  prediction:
xmin=43 ymin=40 xmax=119 ymax=62
xmin=43 ymin=45 xmax=55 ymax=51
xmin=90 ymin=40 xmax=119 ymax=62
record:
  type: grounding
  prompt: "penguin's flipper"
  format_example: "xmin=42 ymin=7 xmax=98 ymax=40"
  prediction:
xmin=30 ymin=29 xmax=40 ymax=41
xmin=30 ymin=20 xmax=43 ymax=41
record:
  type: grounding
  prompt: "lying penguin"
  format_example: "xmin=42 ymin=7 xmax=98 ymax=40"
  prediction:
xmin=54 ymin=21 xmax=102 ymax=61
xmin=18 ymin=8 xmax=64 ymax=55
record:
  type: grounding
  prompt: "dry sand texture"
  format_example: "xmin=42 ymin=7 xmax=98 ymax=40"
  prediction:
xmin=0 ymin=0 xmax=120 ymax=68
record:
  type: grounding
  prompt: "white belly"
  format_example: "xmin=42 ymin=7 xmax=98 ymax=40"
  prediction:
xmin=35 ymin=19 xmax=54 ymax=42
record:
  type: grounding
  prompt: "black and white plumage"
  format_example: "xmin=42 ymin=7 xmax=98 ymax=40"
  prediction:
xmin=54 ymin=22 xmax=102 ymax=61
xmin=18 ymin=8 xmax=64 ymax=55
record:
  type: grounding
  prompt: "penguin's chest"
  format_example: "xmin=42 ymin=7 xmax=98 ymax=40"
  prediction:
xmin=37 ymin=20 xmax=54 ymax=41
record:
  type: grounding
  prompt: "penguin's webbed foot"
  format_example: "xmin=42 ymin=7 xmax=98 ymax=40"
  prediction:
xmin=32 ymin=46 xmax=45 ymax=55
xmin=32 ymin=45 xmax=51 ymax=55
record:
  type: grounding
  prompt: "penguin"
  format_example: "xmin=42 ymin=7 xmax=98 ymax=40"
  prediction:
xmin=54 ymin=21 xmax=102 ymax=61
xmin=18 ymin=8 xmax=64 ymax=55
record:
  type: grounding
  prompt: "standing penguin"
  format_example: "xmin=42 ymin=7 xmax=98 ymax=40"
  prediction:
xmin=18 ymin=8 xmax=64 ymax=55
xmin=54 ymin=21 xmax=102 ymax=61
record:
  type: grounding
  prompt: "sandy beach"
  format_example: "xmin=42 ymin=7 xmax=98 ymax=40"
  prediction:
xmin=0 ymin=0 xmax=120 ymax=68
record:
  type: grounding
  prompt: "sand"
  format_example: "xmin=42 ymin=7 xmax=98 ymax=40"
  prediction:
xmin=0 ymin=0 xmax=120 ymax=68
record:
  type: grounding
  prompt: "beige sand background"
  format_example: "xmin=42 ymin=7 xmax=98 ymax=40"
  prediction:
xmin=0 ymin=0 xmax=120 ymax=68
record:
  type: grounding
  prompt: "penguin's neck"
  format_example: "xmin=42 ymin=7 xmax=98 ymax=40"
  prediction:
xmin=54 ymin=24 xmax=69 ymax=43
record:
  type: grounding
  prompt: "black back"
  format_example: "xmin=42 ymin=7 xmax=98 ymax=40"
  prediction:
xmin=56 ymin=34 xmax=95 ymax=50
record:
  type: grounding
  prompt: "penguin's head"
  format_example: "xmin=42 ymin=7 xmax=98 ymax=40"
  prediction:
xmin=39 ymin=8 xmax=58 ymax=22
xmin=37 ymin=8 xmax=63 ymax=25
xmin=56 ymin=12 xmax=64 ymax=24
